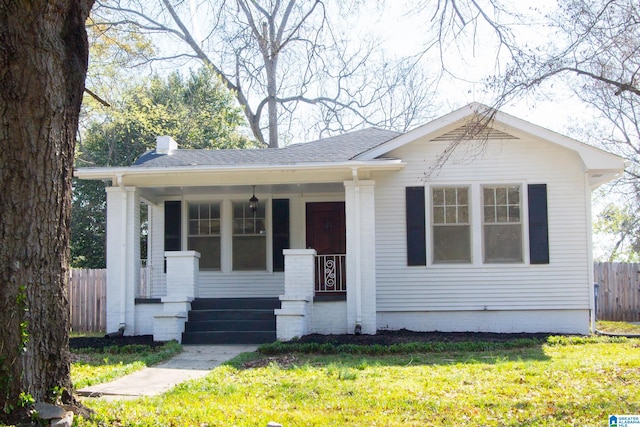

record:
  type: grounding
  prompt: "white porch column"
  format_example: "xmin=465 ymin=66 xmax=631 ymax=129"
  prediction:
xmin=164 ymin=251 xmax=200 ymax=299
xmin=344 ymin=179 xmax=377 ymax=335
xmin=105 ymin=186 xmax=140 ymax=336
xmin=275 ymin=249 xmax=316 ymax=340
xmin=154 ymin=251 xmax=200 ymax=342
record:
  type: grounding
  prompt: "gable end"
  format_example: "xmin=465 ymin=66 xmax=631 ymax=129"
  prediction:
xmin=431 ymin=123 xmax=518 ymax=142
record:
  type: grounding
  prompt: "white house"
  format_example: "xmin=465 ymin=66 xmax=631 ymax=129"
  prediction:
xmin=75 ymin=103 xmax=625 ymax=343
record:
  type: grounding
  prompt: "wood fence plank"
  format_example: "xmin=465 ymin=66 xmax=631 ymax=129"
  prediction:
xmin=69 ymin=268 xmax=107 ymax=333
xmin=594 ymin=262 xmax=640 ymax=322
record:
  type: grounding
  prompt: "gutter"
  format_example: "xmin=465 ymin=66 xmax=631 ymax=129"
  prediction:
xmin=352 ymin=168 xmax=362 ymax=335
xmin=117 ymin=174 xmax=127 ymax=333
xmin=74 ymin=159 xmax=405 ymax=181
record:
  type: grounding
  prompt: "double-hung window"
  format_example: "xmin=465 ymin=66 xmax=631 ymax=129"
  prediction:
xmin=233 ymin=202 xmax=266 ymax=270
xmin=483 ymin=185 xmax=522 ymax=263
xmin=187 ymin=202 xmax=221 ymax=269
xmin=432 ymin=187 xmax=471 ymax=263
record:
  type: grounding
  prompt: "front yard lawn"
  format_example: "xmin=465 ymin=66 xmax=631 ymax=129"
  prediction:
xmin=76 ymin=335 xmax=640 ymax=426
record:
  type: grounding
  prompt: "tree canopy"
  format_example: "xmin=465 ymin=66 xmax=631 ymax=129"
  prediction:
xmin=72 ymin=67 xmax=254 ymax=268
xmin=78 ymin=67 xmax=252 ymax=167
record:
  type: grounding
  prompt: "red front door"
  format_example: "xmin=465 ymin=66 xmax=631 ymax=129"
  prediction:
xmin=306 ymin=202 xmax=345 ymax=254
xmin=306 ymin=202 xmax=346 ymax=294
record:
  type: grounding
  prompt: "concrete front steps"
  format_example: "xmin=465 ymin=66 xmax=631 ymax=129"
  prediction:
xmin=181 ymin=298 xmax=280 ymax=344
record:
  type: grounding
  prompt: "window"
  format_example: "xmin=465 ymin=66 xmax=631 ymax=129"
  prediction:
xmin=483 ymin=186 xmax=522 ymax=263
xmin=233 ymin=201 xmax=266 ymax=270
xmin=432 ymin=187 xmax=471 ymax=263
xmin=187 ymin=202 xmax=221 ymax=270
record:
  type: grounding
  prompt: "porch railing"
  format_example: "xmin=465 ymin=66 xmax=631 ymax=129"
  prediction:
xmin=315 ymin=254 xmax=346 ymax=294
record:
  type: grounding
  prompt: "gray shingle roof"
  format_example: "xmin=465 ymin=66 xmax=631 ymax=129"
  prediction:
xmin=133 ymin=127 xmax=401 ymax=168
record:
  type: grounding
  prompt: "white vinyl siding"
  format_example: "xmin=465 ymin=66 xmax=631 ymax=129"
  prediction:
xmin=148 ymin=203 xmax=167 ymax=297
xmin=197 ymin=271 xmax=284 ymax=298
xmin=374 ymin=136 xmax=590 ymax=313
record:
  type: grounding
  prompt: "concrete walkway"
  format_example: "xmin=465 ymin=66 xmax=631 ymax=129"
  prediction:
xmin=77 ymin=344 xmax=258 ymax=400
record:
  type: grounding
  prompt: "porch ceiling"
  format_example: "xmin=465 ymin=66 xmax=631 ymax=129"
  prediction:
xmin=139 ymin=182 xmax=345 ymax=200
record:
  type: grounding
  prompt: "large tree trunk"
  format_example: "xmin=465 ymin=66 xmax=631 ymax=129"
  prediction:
xmin=0 ymin=0 xmax=93 ymax=409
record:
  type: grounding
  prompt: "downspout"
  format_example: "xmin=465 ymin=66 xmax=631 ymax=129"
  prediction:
xmin=585 ymin=172 xmax=596 ymax=334
xmin=117 ymin=174 xmax=127 ymax=333
xmin=352 ymin=168 xmax=362 ymax=334
xmin=146 ymin=203 xmax=153 ymax=298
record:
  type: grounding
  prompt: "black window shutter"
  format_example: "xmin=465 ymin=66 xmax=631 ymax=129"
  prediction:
xmin=272 ymin=199 xmax=290 ymax=272
xmin=164 ymin=200 xmax=181 ymax=252
xmin=406 ymin=187 xmax=426 ymax=266
xmin=528 ymin=184 xmax=549 ymax=264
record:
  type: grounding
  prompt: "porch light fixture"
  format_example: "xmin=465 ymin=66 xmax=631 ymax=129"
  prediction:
xmin=249 ymin=185 xmax=259 ymax=213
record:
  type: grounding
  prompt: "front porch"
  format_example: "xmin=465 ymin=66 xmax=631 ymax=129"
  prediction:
xmin=106 ymin=179 xmax=378 ymax=343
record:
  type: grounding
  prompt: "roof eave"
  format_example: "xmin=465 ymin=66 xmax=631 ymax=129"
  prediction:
xmin=74 ymin=159 xmax=405 ymax=181
xmin=588 ymin=168 xmax=625 ymax=189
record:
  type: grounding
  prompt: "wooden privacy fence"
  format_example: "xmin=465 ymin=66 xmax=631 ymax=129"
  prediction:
xmin=594 ymin=262 xmax=640 ymax=322
xmin=69 ymin=268 xmax=106 ymax=332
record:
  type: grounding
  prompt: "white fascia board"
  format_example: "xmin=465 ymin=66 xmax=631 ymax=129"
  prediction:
xmin=74 ymin=159 xmax=405 ymax=181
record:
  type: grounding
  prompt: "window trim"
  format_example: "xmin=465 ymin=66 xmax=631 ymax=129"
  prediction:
xmin=174 ymin=195 xmax=275 ymax=274
xmin=420 ymin=182 xmax=537 ymax=268
xmin=430 ymin=185 xmax=472 ymax=264
xmin=186 ymin=201 xmax=222 ymax=271
xmin=231 ymin=199 xmax=268 ymax=271
xmin=481 ymin=184 xmax=524 ymax=264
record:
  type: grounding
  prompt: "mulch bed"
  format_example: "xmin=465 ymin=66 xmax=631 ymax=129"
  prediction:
xmin=292 ymin=329 xmax=553 ymax=345
xmin=69 ymin=334 xmax=165 ymax=350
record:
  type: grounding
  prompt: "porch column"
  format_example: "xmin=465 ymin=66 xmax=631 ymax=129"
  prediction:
xmin=105 ymin=186 xmax=140 ymax=335
xmin=344 ymin=179 xmax=377 ymax=335
xmin=154 ymin=251 xmax=200 ymax=342
xmin=276 ymin=249 xmax=316 ymax=340
xmin=164 ymin=251 xmax=200 ymax=299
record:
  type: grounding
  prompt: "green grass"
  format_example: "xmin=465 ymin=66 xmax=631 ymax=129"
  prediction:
xmin=76 ymin=336 xmax=640 ymax=426
xmin=597 ymin=320 xmax=640 ymax=334
xmin=71 ymin=341 xmax=182 ymax=389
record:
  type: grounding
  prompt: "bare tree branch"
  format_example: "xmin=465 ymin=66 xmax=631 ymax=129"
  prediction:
xmin=84 ymin=88 xmax=111 ymax=107
xmin=91 ymin=0 xmax=436 ymax=147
